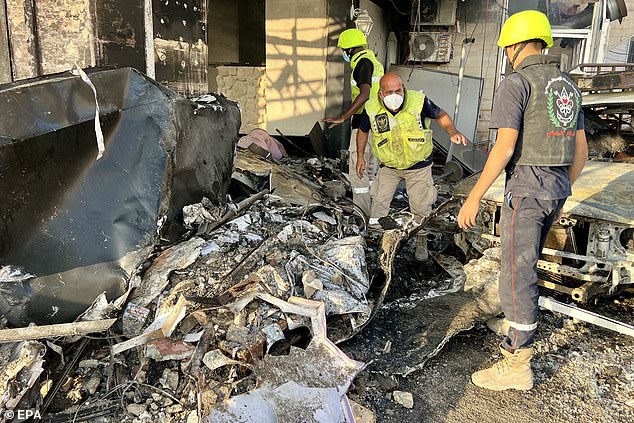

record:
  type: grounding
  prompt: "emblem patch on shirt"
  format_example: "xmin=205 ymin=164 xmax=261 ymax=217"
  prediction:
xmin=375 ymin=113 xmax=390 ymax=133
xmin=545 ymin=77 xmax=580 ymax=130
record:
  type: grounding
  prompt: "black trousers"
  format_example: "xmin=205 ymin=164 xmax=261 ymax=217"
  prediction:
xmin=499 ymin=194 xmax=566 ymax=351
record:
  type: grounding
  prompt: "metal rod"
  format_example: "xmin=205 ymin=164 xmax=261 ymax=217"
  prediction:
xmin=539 ymin=296 xmax=634 ymax=337
xmin=446 ymin=37 xmax=474 ymax=164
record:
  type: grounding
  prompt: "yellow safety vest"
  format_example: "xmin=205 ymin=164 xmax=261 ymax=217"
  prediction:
xmin=365 ymin=90 xmax=434 ymax=170
xmin=350 ymin=50 xmax=384 ymax=114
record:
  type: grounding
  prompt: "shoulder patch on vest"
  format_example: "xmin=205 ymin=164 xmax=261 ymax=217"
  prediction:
xmin=375 ymin=113 xmax=390 ymax=133
xmin=545 ymin=77 xmax=580 ymax=131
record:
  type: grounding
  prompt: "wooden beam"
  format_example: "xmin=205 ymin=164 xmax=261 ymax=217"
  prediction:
xmin=0 ymin=319 xmax=116 ymax=343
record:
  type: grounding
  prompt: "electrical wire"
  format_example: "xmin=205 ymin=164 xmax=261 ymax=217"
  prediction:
xmin=389 ymin=0 xmax=410 ymax=16
xmin=493 ymin=0 xmax=507 ymax=12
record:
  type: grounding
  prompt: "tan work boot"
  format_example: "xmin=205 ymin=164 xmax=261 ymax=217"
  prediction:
xmin=471 ymin=347 xmax=534 ymax=391
xmin=415 ymin=235 xmax=428 ymax=261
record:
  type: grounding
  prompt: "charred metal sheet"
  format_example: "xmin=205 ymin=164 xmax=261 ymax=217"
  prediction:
xmin=573 ymin=71 xmax=634 ymax=92
xmin=208 ymin=297 xmax=362 ymax=422
xmin=152 ymin=0 xmax=207 ymax=96
xmin=233 ymin=149 xmax=330 ymax=206
xmin=93 ymin=0 xmax=146 ymax=72
xmin=0 ymin=67 xmax=239 ymax=326
xmin=368 ymin=247 xmax=503 ymax=377
xmin=582 ymin=91 xmax=634 ymax=107
xmin=455 ymin=161 xmax=634 ymax=225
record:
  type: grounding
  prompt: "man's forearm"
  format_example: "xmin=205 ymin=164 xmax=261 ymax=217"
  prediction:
xmin=436 ymin=111 xmax=458 ymax=136
xmin=568 ymin=129 xmax=588 ymax=186
xmin=356 ymin=130 xmax=369 ymax=158
xmin=341 ymin=92 xmax=369 ymax=121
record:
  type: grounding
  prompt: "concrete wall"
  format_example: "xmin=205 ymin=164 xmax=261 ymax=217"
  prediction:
xmin=5 ymin=0 xmax=41 ymax=79
xmin=423 ymin=0 xmax=504 ymax=143
xmin=216 ymin=66 xmax=267 ymax=133
xmin=361 ymin=0 xmax=388 ymax=66
xmin=265 ymin=0 xmax=329 ymax=135
xmin=36 ymin=0 xmax=94 ymax=74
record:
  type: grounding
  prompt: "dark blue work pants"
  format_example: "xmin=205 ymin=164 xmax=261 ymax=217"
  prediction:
xmin=499 ymin=195 xmax=566 ymax=351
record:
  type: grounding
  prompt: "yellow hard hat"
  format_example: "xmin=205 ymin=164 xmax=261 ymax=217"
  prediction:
xmin=337 ymin=28 xmax=367 ymax=49
xmin=498 ymin=10 xmax=553 ymax=48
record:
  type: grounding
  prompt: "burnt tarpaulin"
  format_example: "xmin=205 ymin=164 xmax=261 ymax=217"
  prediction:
xmin=0 ymin=67 xmax=240 ymax=326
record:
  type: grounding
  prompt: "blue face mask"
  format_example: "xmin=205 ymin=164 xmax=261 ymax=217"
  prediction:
xmin=343 ymin=51 xmax=351 ymax=62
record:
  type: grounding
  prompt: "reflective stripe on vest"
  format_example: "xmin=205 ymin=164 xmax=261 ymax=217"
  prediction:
xmin=512 ymin=54 xmax=579 ymax=166
xmin=365 ymin=90 xmax=434 ymax=170
xmin=350 ymin=50 xmax=384 ymax=114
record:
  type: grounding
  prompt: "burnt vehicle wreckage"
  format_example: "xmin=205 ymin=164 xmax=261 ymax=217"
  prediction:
xmin=0 ymin=65 xmax=633 ymax=422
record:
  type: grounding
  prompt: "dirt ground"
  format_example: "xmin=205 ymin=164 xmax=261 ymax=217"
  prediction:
xmin=340 ymin=240 xmax=634 ymax=423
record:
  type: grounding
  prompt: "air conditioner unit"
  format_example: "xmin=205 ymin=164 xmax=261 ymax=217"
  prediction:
xmin=419 ymin=0 xmax=457 ymax=26
xmin=408 ymin=32 xmax=453 ymax=63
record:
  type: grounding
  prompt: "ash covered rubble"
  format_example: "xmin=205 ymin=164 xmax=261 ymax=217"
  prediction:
xmin=0 ymin=143 xmax=418 ymax=422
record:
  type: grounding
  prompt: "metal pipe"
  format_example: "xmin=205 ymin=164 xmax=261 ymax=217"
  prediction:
xmin=446 ymin=36 xmax=475 ymax=164
xmin=539 ymin=296 xmax=634 ymax=337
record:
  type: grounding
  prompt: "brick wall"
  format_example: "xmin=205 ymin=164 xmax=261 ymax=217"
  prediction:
xmin=216 ymin=66 xmax=267 ymax=133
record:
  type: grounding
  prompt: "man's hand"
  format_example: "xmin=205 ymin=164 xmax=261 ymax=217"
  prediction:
xmin=457 ymin=196 xmax=480 ymax=229
xmin=450 ymin=132 xmax=468 ymax=146
xmin=356 ymin=156 xmax=366 ymax=179
xmin=322 ymin=117 xmax=345 ymax=128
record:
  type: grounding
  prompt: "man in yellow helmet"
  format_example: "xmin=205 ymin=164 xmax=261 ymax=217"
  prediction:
xmin=323 ymin=28 xmax=384 ymax=217
xmin=458 ymin=10 xmax=588 ymax=390
xmin=357 ymin=72 xmax=466 ymax=260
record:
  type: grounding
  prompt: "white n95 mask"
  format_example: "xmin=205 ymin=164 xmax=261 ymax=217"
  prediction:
xmin=383 ymin=93 xmax=404 ymax=111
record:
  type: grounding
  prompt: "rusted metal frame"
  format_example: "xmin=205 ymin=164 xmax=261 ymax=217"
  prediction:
xmin=578 ymin=63 xmax=634 ymax=74
xmin=537 ymin=279 xmax=576 ymax=296
xmin=481 ymin=234 xmax=631 ymax=287
xmin=536 ymin=259 xmax=608 ymax=283
xmin=480 ymin=233 xmax=610 ymax=264
xmin=575 ymin=70 xmax=634 ymax=92
xmin=571 ymin=280 xmax=608 ymax=303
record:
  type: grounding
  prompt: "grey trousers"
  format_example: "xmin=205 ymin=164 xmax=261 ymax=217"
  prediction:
xmin=499 ymin=194 xmax=566 ymax=351
xmin=349 ymin=129 xmax=378 ymax=217
xmin=369 ymin=165 xmax=437 ymax=225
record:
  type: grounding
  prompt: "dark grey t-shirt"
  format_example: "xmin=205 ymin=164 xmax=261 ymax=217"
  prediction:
xmin=490 ymin=72 xmax=585 ymax=200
